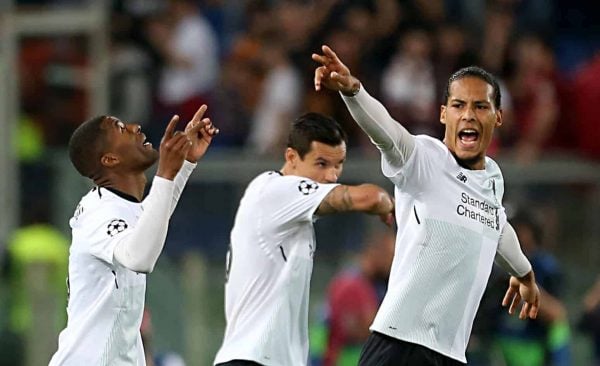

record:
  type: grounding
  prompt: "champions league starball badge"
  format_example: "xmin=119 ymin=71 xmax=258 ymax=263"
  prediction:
xmin=298 ymin=180 xmax=319 ymax=195
xmin=107 ymin=219 xmax=128 ymax=237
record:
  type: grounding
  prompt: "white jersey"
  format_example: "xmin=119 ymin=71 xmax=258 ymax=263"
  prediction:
xmin=50 ymin=187 xmax=147 ymax=366
xmin=372 ymin=135 xmax=506 ymax=363
xmin=214 ymin=171 xmax=338 ymax=366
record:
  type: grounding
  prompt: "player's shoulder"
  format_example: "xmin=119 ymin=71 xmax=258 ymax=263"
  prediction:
xmin=247 ymin=171 xmax=337 ymax=207
xmin=484 ymin=156 xmax=504 ymax=178
xmin=253 ymin=171 xmax=320 ymax=192
xmin=71 ymin=187 xmax=135 ymax=226
xmin=414 ymin=135 xmax=448 ymax=156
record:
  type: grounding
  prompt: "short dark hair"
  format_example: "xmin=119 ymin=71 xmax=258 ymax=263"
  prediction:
xmin=444 ymin=66 xmax=501 ymax=109
xmin=68 ymin=115 xmax=108 ymax=178
xmin=287 ymin=113 xmax=347 ymax=158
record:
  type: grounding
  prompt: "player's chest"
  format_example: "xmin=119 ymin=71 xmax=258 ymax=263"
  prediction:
xmin=420 ymin=170 xmax=502 ymax=233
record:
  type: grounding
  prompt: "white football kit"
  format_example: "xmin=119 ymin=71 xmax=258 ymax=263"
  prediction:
xmin=49 ymin=161 xmax=195 ymax=366
xmin=342 ymin=87 xmax=531 ymax=363
xmin=214 ymin=171 xmax=338 ymax=366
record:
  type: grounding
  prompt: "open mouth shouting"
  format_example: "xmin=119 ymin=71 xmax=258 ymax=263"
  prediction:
xmin=141 ymin=134 xmax=152 ymax=149
xmin=457 ymin=128 xmax=480 ymax=150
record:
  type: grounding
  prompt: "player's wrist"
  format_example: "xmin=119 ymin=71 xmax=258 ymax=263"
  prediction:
xmin=517 ymin=270 xmax=535 ymax=285
xmin=341 ymin=78 xmax=361 ymax=97
xmin=156 ymin=168 xmax=177 ymax=181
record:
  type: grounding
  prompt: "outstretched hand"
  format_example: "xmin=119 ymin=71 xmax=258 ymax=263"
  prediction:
xmin=312 ymin=45 xmax=360 ymax=95
xmin=157 ymin=115 xmax=193 ymax=180
xmin=183 ymin=104 xmax=219 ymax=163
xmin=502 ymin=274 xmax=540 ymax=320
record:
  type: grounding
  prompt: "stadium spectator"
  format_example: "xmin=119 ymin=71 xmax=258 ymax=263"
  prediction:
xmin=492 ymin=210 xmax=571 ymax=366
xmin=49 ymin=106 xmax=218 ymax=365
xmin=380 ymin=28 xmax=438 ymax=137
xmin=313 ymin=45 xmax=540 ymax=365
xmin=318 ymin=228 xmax=396 ymax=366
xmin=141 ymin=308 xmax=186 ymax=366
xmin=246 ymin=35 xmax=303 ymax=156
xmin=146 ymin=0 xmax=219 ymax=136
xmin=3 ymin=205 xmax=68 ymax=366
xmin=504 ymin=34 xmax=570 ymax=164
xmin=213 ymin=113 xmax=394 ymax=366
xmin=572 ymin=52 xmax=600 ymax=160
xmin=579 ymin=276 xmax=600 ymax=365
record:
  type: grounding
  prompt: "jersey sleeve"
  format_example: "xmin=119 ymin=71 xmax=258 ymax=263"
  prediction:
xmin=264 ymin=176 xmax=339 ymax=226
xmin=383 ymin=136 xmax=443 ymax=192
xmin=341 ymin=87 xmax=416 ymax=176
xmin=170 ymin=160 xmax=196 ymax=215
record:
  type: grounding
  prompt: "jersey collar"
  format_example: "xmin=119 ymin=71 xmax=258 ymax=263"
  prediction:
xmin=99 ymin=186 xmax=141 ymax=203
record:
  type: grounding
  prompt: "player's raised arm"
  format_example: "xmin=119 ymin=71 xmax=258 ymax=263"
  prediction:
xmin=316 ymin=184 xmax=394 ymax=226
xmin=168 ymin=104 xmax=220 ymax=215
xmin=312 ymin=45 xmax=415 ymax=169
xmin=113 ymin=116 xmax=193 ymax=273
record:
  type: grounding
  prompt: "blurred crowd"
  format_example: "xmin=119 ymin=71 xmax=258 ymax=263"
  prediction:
xmin=3 ymin=1 xmax=600 ymax=364
xmin=13 ymin=0 xmax=600 ymax=165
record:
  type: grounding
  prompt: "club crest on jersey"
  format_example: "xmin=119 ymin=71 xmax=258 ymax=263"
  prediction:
xmin=298 ymin=180 xmax=319 ymax=195
xmin=107 ymin=219 xmax=128 ymax=237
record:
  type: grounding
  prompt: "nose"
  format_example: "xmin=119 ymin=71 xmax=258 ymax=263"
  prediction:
xmin=127 ymin=124 xmax=142 ymax=134
xmin=325 ymin=169 xmax=339 ymax=183
xmin=461 ymin=105 xmax=476 ymax=121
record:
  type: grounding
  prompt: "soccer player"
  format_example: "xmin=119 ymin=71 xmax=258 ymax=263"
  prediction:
xmin=213 ymin=113 xmax=395 ymax=366
xmin=312 ymin=45 xmax=540 ymax=365
xmin=49 ymin=105 xmax=218 ymax=365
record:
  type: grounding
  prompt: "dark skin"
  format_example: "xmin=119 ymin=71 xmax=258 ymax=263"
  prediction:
xmin=94 ymin=105 xmax=219 ymax=201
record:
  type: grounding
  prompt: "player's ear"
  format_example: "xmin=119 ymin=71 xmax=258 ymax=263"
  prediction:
xmin=495 ymin=108 xmax=503 ymax=128
xmin=100 ymin=153 xmax=120 ymax=168
xmin=440 ymin=105 xmax=447 ymax=126
xmin=284 ymin=147 xmax=299 ymax=168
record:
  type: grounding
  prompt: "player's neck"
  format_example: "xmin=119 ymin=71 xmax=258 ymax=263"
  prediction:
xmin=280 ymin=163 xmax=291 ymax=176
xmin=452 ymin=153 xmax=485 ymax=170
xmin=94 ymin=172 xmax=147 ymax=201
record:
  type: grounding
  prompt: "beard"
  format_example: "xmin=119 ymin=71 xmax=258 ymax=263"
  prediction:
xmin=136 ymin=149 xmax=159 ymax=172
xmin=452 ymin=151 xmax=483 ymax=170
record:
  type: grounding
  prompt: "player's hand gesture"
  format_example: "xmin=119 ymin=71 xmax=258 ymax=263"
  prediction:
xmin=502 ymin=274 xmax=540 ymax=320
xmin=184 ymin=104 xmax=219 ymax=163
xmin=312 ymin=45 xmax=360 ymax=96
xmin=156 ymin=115 xmax=192 ymax=180
xmin=379 ymin=194 xmax=395 ymax=228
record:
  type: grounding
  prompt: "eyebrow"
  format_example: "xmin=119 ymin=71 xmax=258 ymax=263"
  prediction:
xmin=451 ymin=98 xmax=491 ymax=105
xmin=316 ymin=157 xmax=345 ymax=164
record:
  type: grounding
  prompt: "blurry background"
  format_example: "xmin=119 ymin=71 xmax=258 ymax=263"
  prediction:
xmin=0 ymin=0 xmax=599 ymax=365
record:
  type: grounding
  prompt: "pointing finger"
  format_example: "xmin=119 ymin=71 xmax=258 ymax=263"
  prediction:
xmin=314 ymin=66 xmax=326 ymax=91
xmin=188 ymin=117 xmax=210 ymax=135
xmin=312 ymin=53 xmax=329 ymax=65
xmin=322 ymin=45 xmax=338 ymax=60
xmin=191 ymin=104 xmax=208 ymax=123
xmin=162 ymin=115 xmax=179 ymax=141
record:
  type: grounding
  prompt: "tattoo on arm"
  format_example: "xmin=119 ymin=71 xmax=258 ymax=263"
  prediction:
xmin=318 ymin=186 xmax=354 ymax=215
